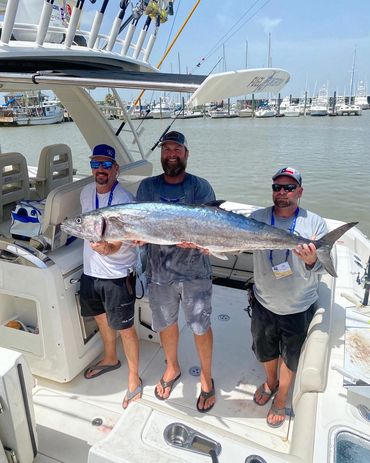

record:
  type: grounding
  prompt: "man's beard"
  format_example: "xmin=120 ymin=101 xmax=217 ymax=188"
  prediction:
xmin=95 ymin=172 xmax=109 ymax=185
xmin=161 ymin=158 xmax=187 ymax=177
xmin=274 ymin=197 xmax=293 ymax=208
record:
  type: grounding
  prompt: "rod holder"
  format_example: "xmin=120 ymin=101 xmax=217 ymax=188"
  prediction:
xmin=1 ymin=0 xmax=20 ymax=44
xmin=36 ymin=1 xmax=54 ymax=46
xmin=88 ymin=11 xmax=103 ymax=49
xmin=163 ymin=422 xmax=221 ymax=458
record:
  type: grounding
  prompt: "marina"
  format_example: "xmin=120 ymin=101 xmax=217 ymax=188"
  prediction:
xmin=0 ymin=1 xmax=370 ymax=463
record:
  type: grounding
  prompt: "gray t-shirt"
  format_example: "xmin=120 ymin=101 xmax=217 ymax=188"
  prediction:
xmin=250 ymin=206 xmax=328 ymax=315
xmin=136 ymin=173 xmax=216 ymax=284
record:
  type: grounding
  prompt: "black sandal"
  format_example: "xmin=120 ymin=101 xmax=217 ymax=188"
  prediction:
xmin=196 ymin=379 xmax=215 ymax=413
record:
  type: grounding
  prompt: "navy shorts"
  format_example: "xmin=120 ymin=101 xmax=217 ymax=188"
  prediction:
xmin=251 ymin=297 xmax=316 ymax=372
xmin=79 ymin=273 xmax=136 ymax=330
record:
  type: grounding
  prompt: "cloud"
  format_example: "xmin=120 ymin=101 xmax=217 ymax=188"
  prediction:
xmin=257 ymin=16 xmax=282 ymax=34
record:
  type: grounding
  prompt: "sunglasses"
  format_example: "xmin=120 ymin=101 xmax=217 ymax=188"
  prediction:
xmin=272 ymin=183 xmax=298 ymax=192
xmin=90 ymin=160 xmax=115 ymax=170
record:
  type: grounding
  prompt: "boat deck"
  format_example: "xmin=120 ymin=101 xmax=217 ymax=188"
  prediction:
xmin=33 ymin=285 xmax=292 ymax=463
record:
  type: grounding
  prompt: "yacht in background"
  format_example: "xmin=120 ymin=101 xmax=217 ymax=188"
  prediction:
xmin=354 ymin=80 xmax=369 ymax=110
xmin=310 ymin=85 xmax=329 ymax=116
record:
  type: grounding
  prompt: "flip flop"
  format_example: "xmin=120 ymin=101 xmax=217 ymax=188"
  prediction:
xmin=266 ymin=399 xmax=286 ymax=428
xmin=253 ymin=381 xmax=279 ymax=406
xmin=154 ymin=372 xmax=181 ymax=401
xmin=83 ymin=360 xmax=121 ymax=379
xmin=196 ymin=379 xmax=215 ymax=413
xmin=122 ymin=378 xmax=143 ymax=409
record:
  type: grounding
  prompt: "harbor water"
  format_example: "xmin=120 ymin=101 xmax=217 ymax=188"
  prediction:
xmin=0 ymin=111 xmax=369 ymax=237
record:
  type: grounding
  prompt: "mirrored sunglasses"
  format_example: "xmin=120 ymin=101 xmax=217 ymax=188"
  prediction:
xmin=272 ymin=183 xmax=298 ymax=192
xmin=90 ymin=160 xmax=114 ymax=170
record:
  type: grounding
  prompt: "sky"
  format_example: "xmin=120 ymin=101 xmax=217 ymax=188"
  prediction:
xmin=77 ymin=0 xmax=370 ymax=101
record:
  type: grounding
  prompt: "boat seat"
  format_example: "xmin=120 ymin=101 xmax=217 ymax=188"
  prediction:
xmin=32 ymin=144 xmax=73 ymax=199
xmin=0 ymin=152 xmax=30 ymax=222
xmin=292 ymin=271 xmax=335 ymax=410
xmin=41 ymin=176 xmax=94 ymax=250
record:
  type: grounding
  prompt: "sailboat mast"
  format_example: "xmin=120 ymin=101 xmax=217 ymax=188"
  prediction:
xmin=349 ymin=46 xmax=356 ymax=105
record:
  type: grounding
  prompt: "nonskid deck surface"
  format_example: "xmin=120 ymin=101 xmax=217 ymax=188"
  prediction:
xmin=33 ymin=285 xmax=292 ymax=461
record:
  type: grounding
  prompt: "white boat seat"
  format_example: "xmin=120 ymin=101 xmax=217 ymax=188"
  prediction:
xmin=41 ymin=176 xmax=94 ymax=250
xmin=0 ymin=152 xmax=30 ymax=222
xmin=32 ymin=144 xmax=73 ymax=199
xmin=292 ymin=272 xmax=335 ymax=410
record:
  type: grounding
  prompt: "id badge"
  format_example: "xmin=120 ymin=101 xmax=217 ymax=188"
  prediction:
xmin=272 ymin=262 xmax=293 ymax=279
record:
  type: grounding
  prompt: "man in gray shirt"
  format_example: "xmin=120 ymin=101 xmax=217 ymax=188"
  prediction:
xmin=250 ymin=167 xmax=328 ymax=427
xmin=136 ymin=131 xmax=216 ymax=413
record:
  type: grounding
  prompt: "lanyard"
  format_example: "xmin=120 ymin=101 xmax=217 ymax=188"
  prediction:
xmin=95 ymin=180 xmax=118 ymax=209
xmin=269 ymin=207 xmax=299 ymax=266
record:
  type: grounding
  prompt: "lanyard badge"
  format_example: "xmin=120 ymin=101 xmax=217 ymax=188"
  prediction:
xmin=269 ymin=207 xmax=299 ymax=279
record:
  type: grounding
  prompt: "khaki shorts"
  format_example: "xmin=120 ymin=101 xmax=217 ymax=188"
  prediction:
xmin=148 ymin=279 xmax=212 ymax=335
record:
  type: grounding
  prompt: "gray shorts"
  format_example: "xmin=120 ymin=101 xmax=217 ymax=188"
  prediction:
xmin=148 ymin=279 xmax=212 ymax=335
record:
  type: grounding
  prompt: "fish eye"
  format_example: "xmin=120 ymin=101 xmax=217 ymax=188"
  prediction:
xmin=75 ymin=217 xmax=82 ymax=224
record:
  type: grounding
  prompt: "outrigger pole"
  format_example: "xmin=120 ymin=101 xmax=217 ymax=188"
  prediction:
xmin=133 ymin=0 xmax=201 ymax=106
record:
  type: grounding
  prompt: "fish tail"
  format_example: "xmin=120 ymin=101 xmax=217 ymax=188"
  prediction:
xmin=315 ymin=222 xmax=358 ymax=277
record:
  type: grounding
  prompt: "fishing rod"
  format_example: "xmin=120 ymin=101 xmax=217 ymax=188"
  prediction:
xmin=363 ymin=256 xmax=370 ymax=305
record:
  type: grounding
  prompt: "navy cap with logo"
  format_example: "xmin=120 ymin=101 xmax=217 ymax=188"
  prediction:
xmin=90 ymin=144 xmax=116 ymax=160
xmin=158 ymin=131 xmax=188 ymax=149
xmin=272 ymin=167 xmax=302 ymax=185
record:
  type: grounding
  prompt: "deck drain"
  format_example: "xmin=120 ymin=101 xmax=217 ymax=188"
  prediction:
xmin=91 ymin=417 xmax=103 ymax=426
xmin=189 ymin=366 xmax=201 ymax=376
xmin=218 ymin=314 xmax=230 ymax=322
xmin=357 ymin=404 xmax=370 ymax=422
xmin=245 ymin=456 xmax=267 ymax=463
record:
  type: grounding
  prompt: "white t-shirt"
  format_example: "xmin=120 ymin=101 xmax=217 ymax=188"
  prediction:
xmin=80 ymin=182 xmax=137 ymax=279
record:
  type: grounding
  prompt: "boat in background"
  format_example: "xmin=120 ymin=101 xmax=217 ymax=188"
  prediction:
xmin=238 ymin=106 xmax=254 ymax=118
xmin=255 ymin=101 xmax=276 ymax=118
xmin=354 ymin=81 xmax=369 ymax=110
xmin=0 ymin=91 xmax=64 ymax=126
xmin=283 ymin=103 xmax=301 ymax=117
xmin=310 ymin=85 xmax=329 ymax=116
xmin=151 ymin=96 xmax=173 ymax=119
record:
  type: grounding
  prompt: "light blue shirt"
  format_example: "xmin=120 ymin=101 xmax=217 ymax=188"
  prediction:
xmin=250 ymin=206 xmax=328 ymax=315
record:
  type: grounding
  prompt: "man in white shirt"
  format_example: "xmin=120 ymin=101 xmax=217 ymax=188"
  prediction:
xmin=79 ymin=144 xmax=141 ymax=409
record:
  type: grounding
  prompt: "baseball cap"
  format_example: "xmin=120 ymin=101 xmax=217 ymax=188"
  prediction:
xmin=272 ymin=167 xmax=302 ymax=185
xmin=90 ymin=144 xmax=116 ymax=160
xmin=158 ymin=131 xmax=188 ymax=149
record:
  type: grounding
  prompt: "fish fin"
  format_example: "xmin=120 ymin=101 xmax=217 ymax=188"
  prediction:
xmin=315 ymin=222 xmax=358 ymax=277
xmin=210 ymin=252 xmax=229 ymax=260
xmin=204 ymin=200 xmax=226 ymax=208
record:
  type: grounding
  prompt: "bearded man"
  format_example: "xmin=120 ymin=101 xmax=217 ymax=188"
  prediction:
xmin=136 ymin=131 xmax=217 ymax=413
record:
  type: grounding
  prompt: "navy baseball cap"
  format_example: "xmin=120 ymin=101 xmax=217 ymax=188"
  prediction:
xmin=159 ymin=131 xmax=188 ymax=149
xmin=90 ymin=144 xmax=116 ymax=160
xmin=272 ymin=167 xmax=302 ymax=185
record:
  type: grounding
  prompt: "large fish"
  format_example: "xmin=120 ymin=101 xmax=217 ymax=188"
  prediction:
xmin=61 ymin=202 xmax=358 ymax=277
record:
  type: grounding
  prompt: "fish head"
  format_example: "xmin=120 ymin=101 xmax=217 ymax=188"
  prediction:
xmin=61 ymin=212 xmax=105 ymax=242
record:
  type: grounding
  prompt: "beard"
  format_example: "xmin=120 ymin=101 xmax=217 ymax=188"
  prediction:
xmin=161 ymin=158 xmax=187 ymax=177
xmin=274 ymin=197 xmax=294 ymax=208
xmin=95 ymin=172 xmax=109 ymax=185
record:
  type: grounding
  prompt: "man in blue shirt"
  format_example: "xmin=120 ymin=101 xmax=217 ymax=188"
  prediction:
xmin=136 ymin=131 xmax=216 ymax=413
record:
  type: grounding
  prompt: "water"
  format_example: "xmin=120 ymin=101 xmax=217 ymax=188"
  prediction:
xmin=1 ymin=112 xmax=369 ymax=236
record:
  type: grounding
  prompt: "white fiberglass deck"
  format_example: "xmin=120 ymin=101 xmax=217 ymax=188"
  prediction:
xmin=33 ymin=285 xmax=291 ymax=463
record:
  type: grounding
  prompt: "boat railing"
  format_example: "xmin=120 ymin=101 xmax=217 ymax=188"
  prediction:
xmin=0 ymin=0 xmax=171 ymax=65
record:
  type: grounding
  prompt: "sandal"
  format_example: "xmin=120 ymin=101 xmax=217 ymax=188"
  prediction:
xmin=122 ymin=378 xmax=143 ymax=409
xmin=196 ymin=379 xmax=215 ymax=413
xmin=154 ymin=373 xmax=181 ymax=401
xmin=83 ymin=360 xmax=121 ymax=379
xmin=266 ymin=399 xmax=286 ymax=428
xmin=253 ymin=381 xmax=279 ymax=406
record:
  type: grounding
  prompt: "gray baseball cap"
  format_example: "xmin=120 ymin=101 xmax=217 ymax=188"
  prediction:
xmin=272 ymin=167 xmax=302 ymax=185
